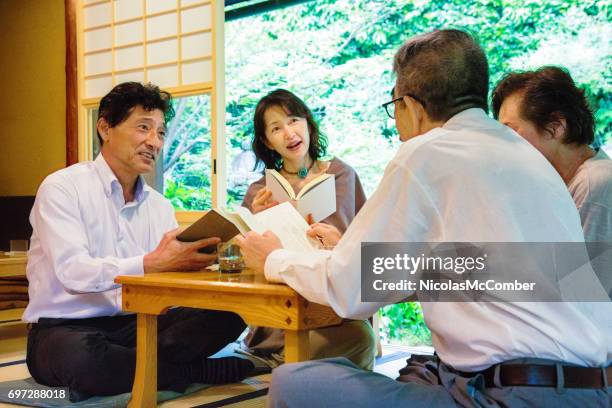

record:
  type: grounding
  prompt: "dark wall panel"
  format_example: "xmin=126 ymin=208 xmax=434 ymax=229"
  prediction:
xmin=0 ymin=196 xmax=35 ymax=251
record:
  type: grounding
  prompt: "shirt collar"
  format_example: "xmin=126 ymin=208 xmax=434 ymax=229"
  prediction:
xmin=594 ymin=148 xmax=610 ymax=161
xmin=94 ymin=153 xmax=148 ymax=203
xmin=442 ymin=108 xmax=488 ymax=131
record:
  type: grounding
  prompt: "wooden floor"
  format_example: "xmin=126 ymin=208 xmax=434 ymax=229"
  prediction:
xmin=0 ymin=322 xmax=432 ymax=407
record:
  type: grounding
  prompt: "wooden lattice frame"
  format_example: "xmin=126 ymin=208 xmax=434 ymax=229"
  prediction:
xmin=70 ymin=0 xmax=226 ymax=208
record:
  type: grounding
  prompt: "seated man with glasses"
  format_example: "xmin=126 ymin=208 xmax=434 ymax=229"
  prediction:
xmin=381 ymin=90 xmax=427 ymax=119
xmin=237 ymin=29 xmax=611 ymax=407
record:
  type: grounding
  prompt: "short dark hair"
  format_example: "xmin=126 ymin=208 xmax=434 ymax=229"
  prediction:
xmin=252 ymin=89 xmax=327 ymax=170
xmin=393 ymin=29 xmax=489 ymax=121
xmin=491 ymin=66 xmax=595 ymax=145
xmin=97 ymin=82 xmax=174 ymax=146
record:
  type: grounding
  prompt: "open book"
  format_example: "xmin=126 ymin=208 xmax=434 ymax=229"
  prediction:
xmin=265 ymin=169 xmax=336 ymax=222
xmin=176 ymin=202 xmax=320 ymax=253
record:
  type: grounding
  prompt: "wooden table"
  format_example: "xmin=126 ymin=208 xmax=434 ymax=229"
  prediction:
xmin=115 ymin=269 xmax=341 ymax=408
xmin=0 ymin=254 xmax=28 ymax=325
xmin=0 ymin=253 xmax=27 ymax=278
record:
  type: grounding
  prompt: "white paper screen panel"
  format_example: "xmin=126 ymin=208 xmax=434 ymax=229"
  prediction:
xmin=115 ymin=70 xmax=145 ymax=84
xmin=86 ymin=76 xmax=113 ymax=99
xmin=114 ymin=0 xmax=142 ymax=21
xmin=182 ymin=32 xmax=212 ymax=60
xmin=146 ymin=0 xmax=175 ymax=15
xmin=182 ymin=5 xmax=212 ymax=33
xmin=115 ymin=45 xmax=144 ymax=71
xmin=181 ymin=0 xmax=205 ymax=6
xmin=148 ymin=65 xmax=179 ymax=89
xmin=146 ymin=12 xmax=178 ymax=41
xmin=85 ymin=52 xmax=113 ymax=76
xmin=115 ymin=20 xmax=143 ymax=46
xmin=183 ymin=60 xmax=212 ymax=84
xmin=85 ymin=27 xmax=112 ymax=52
xmin=81 ymin=0 xmax=215 ymax=98
xmin=84 ymin=2 xmax=111 ymax=28
xmin=148 ymin=39 xmax=178 ymax=66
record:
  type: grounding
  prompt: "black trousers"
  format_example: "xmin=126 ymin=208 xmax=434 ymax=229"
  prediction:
xmin=26 ymin=308 xmax=246 ymax=396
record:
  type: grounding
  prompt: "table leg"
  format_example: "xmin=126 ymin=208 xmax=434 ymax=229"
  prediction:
xmin=129 ymin=313 xmax=158 ymax=408
xmin=284 ymin=329 xmax=310 ymax=362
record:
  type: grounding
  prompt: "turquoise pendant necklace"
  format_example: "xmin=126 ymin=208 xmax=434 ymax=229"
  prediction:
xmin=297 ymin=167 xmax=308 ymax=178
xmin=283 ymin=160 xmax=315 ymax=179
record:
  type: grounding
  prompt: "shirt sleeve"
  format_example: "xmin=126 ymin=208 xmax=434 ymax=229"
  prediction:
xmin=264 ymin=159 xmax=443 ymax=320
xmin=353 ymin=169 xmax=367 ymax=214
xmin=579 ymin=201 xmax=612 ymax=296
xmin=164 ymin=199 xmax=179 ymax=231
xmin=32 ymin=181 xmax=144 ymax=294
xmin=580 ymin=202 xmax=612 ymax=242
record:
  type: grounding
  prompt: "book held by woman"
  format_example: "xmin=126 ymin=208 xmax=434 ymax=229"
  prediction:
xmin=265 ymin=169 xmax=336 ymax=222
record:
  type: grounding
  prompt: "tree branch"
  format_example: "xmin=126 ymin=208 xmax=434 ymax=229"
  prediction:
xmin=170 ymin=98 xmax=209 ymax=141
xmin=322 ymin=7 xmax=396 ymax=65
xmin=166 ymin=98 xmax=188 ymax=142
xmin=164 ymin=138 xmax=203 ymax=171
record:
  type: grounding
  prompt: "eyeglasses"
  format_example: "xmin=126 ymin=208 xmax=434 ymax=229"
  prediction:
xmin=381 ymin=94 xmax=426 ymax=119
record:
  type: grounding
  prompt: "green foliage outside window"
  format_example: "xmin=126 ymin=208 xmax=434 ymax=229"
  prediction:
xmin=163 ymin=95 xmax=212 ymax=210
xmin=224 ymin=0 xmax=610 ymax=201
xmin=379 ymin=302 xmax=431 ymax=346
xmin=164 ymin=0 xmax=611 ymax=345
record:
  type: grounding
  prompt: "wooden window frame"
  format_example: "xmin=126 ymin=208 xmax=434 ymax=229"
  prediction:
xmin=67 ymin=0 xmax=226 ymax=212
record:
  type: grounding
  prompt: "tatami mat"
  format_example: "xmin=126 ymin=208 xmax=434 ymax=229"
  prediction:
xmin=0 ymin=360 xmax=270 ymax=408
xmin=158 ymin=376 xmax=270 ymax=408
xmin=0 ymin=326 xmax=27 ymax=365
xmin=0 ymin=324 xmax=275 ymax=407
xmin=0 ymin=324 xmax=430 ymax=407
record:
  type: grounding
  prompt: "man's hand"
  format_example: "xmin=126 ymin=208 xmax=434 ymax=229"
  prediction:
xmin=307 ymin=223 xmax=342 ymax=248
xmin=235 ymin=231 xmax=283 ymax=272
xmin=144 ymin=228 xmax=220 ymax=273
xmin=251 ymin=188 xmax=279 ymax=214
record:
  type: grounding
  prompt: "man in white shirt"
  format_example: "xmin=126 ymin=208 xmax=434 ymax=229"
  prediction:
xmin=493 ymin=66 xmax=612 ymax=298
xmin=237 ymin=30 xmax=611 ymax=407
xmin=24 ymin=82 xmax=252 ymax=399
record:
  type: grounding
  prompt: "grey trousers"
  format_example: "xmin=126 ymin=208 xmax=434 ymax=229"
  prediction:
xmin=267 ymin=357 xmax=612 ymax=408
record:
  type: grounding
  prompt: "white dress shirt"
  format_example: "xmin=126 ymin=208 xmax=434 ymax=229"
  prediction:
xmin=568 ymin=149 xmax=612 ymax=292
xmin=23 ymin=154 xmax=177 ymax=322
xmin=264 ymin=109 xmax=608 ymax=370
xmin=568 ymin=148 xmax=612 ymax=360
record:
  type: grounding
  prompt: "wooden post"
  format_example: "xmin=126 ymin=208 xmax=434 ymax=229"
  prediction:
xmin=64 ymin=0 xmax=78 ymax=166
xmin=284 ymin=329 xmax=310 ymax=363
xmin=128 ymin=313 xmax=158 ymax=408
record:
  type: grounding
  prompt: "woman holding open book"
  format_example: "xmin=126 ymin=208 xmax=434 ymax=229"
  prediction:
xmin=240 ymin=89 xmax=377 ymax=370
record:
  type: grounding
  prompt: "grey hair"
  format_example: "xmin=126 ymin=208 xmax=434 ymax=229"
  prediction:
xmin=393 ymin=29 xmax=489 ymax=121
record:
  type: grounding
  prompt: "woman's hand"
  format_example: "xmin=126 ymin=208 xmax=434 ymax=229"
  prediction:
xmin=307 ymin=223 xmax=342 ymax=249
xmin=251 ymin=188 xmax=279 ymax=214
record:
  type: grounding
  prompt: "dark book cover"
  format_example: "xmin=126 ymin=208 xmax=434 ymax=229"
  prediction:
xmin=176 ymin=210 xmax=241 ymax=253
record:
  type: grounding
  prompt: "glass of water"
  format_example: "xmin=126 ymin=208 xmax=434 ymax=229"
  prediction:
xmin=217 ymin=241 xmax=244 ymax=273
